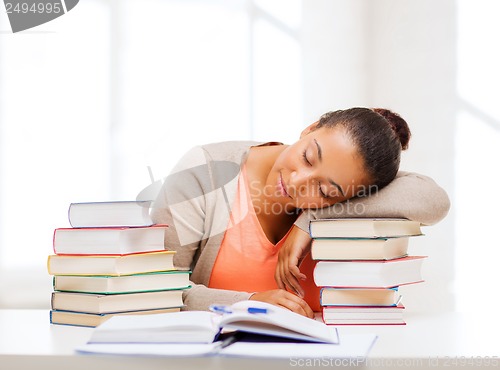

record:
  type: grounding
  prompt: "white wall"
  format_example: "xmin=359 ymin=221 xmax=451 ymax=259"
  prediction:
xmin=367 ymin=0 xmax=456 ymax=313
xmin=302 ymin=0 xmax=456 ymax=312
xmin=302 ymin=0 xmax=370 ymax=117
xmin=2 ymin=0 xmax=499 ymax=314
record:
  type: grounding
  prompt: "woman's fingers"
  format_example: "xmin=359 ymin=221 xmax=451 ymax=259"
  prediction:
xmin=285 ymin=264 xmax=306 ymax=298
xmin=276 ymin=248 xmax=306 ymax=297
xmin=278 ymin=291 xmax=314 ymax=318
xmin=275 ymin=252 xmax=288 ymax=290
xmin=250 ymin=289 xmax=314 ymax=318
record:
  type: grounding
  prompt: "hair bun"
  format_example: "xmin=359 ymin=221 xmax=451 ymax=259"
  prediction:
xmin=372 ymin=108 xmax=411 ymax=150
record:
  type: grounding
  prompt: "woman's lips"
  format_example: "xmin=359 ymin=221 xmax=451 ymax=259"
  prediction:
xmin=279 ymin=172 xmax=292 ymax=198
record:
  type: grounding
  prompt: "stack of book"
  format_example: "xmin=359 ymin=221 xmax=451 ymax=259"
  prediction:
xmin=47 ymin=201 xmax=190 ymax=327
xmin=302 ymin=218 xmax=425 ymax=325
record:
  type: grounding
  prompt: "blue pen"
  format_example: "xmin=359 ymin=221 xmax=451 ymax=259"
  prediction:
xmin=246 ymin=307 xmax=269 ymax=314
xmin=209 ymin=304 xmax=271 ymax=315
xmin=209 ymin=305 xmax=233 ymax=314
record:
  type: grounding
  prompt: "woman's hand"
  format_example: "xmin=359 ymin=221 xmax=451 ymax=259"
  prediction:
xmin=275 ymin=225 xmax=312 ymax=298
xmin=249 ymin=289 xmax=314 ymax=318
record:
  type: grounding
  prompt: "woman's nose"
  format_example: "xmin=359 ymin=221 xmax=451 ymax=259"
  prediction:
xmin=289 ymin=169 xmax=313 ymax=194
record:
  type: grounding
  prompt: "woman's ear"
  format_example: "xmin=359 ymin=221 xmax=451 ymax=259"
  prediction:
xmin=300 ymin=121 xmax=319 ymax=138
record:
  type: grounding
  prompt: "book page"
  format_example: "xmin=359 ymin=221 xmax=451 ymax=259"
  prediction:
xmin=77 ymin=334 xmax=377 ymax=358
xmin=89 ymin=311 xmax=218 ymax=344
xmin=220 ymin=301 xmax=339 ymax=344
xmin=219 ymin=333 xmax=377 ymax=358
xmin=77 ymin=343 xmax=220 ymax=356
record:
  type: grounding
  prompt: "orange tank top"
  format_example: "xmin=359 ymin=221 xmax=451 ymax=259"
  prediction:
xmin=208 ymin=165 xmax=290 ymax=292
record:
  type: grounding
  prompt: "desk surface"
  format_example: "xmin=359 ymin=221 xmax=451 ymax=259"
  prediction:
xmin=1 ymin=309 xmax=498 ymax=370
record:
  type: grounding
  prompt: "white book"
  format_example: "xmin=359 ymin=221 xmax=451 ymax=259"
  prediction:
xmin=52 ymin=226 xmax=168 ymax=255
xmin=77 ymin=334 xmax=377 ymax=358
xmin=53 ymin=271 xmax=190 ymax=294
xmin=68 ymin=201 xmax=153 ymax=228
xmin=322 ymin=304 xmax=406 ymax=325
xmin=51 ymin=290 xmax=184 ymax=314
xmin=309 ymin=218 xmax=422 ymax=238
xmin=313 ymin=256 xmax=426 ymax=288
xmin=88 ymin=301 xmax=339 ymax=344
xmin=50 ymin=307 xmax=182 ymax=328
xmin=47 ymin=251 xmax=175 ymax=276
xmin=320 ymin=287 xmax=400 ymax=307
xmin=311 ymin=237 xmax=409 ymax=260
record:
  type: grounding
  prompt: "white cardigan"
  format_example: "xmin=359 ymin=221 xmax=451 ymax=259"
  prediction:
xmin=151 ymin=141 xmax=450 ymax=311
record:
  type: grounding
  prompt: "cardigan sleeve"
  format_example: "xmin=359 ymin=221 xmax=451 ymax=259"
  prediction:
xmin=150 ymin=146 xmax=252 ymax=311
xmin=294 ymin=171 xmax=451 ymax=232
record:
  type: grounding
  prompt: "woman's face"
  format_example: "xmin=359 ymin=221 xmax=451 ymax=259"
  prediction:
xmin=265 ymin=125 xmax=369 ymax=211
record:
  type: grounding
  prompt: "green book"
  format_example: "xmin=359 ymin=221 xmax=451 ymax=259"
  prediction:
xmin=53 ymin=271 xmax=191 ymax=294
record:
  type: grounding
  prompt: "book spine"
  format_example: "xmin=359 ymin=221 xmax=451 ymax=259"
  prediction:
xmin=52 ymin=229 xmax=57 ymax=253
xmin=67 ymin=203 xmax=73 ymax=228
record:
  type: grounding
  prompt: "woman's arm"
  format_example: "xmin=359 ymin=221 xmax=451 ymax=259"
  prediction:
xmin=276 ymin=171 xmax=451 ymax=295
xmin=294 ymin=171 xmax=451 ymax=231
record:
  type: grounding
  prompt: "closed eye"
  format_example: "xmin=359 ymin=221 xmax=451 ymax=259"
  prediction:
xmin=319 ymin=185 xmax=327 ymax=198
xmin=318 ymin=183 xmax=331 ymax=199
xmin=302 ymin=150 xmax=312 ymax=166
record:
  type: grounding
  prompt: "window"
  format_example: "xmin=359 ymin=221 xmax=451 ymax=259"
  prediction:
xmin=0 ymin=0 xmax=302 ymax=307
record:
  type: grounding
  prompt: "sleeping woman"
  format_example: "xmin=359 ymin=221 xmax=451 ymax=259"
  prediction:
xmin=151 ymin=107 xmax=450 ymax=318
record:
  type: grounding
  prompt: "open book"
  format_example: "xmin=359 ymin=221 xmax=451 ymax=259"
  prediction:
xmin=77 ymin=333 xmax=376 ymax=359
xmin=88 ymin=300 xmax=339 ymax=345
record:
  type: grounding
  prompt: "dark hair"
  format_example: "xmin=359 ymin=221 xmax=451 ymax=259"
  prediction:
xmin=316 ymin=107 xmax=411 ymax=190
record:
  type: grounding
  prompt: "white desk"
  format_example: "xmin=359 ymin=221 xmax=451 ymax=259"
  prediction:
xmin=0 ymin=309 xmax=499 ymax=370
